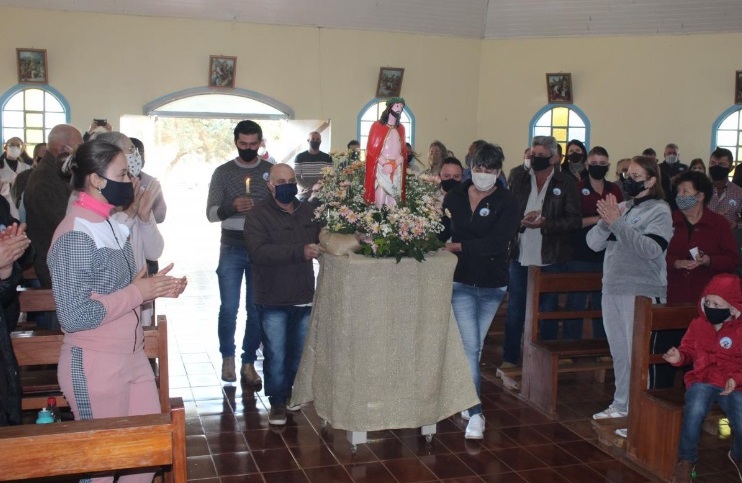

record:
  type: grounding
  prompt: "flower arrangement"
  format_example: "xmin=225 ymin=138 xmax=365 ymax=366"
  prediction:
xmin=313 ymin=161 xmax=445 ymax=261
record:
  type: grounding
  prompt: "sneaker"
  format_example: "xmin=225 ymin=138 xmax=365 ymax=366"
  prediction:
xmin=671 ymin=459 xmax=694 ymax=483
xmin=614 ymin=428 xmax=627 ymax=438
xmin=592 ymin=406 xmax=628 ymax=420
xmin=287 ymin=402 xmax=302 ymax=412
xmin=461 ymin=410 xmax=470 ymax=421
xmin=729 ymin=451 xmax=742 ymax=481
xmin=240 ymin=363 xmax=262 ymax=386
xmin=465 ymin=414 xmax=485 ymax=439
xmin=269 ymin=405 xmax=287 ymax=425
xmin=221 ymin=356 xmax=236 ymax=383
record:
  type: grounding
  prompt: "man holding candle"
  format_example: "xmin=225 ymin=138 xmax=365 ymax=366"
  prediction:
xmin=206 ymin=120 xmax=273 ymax=384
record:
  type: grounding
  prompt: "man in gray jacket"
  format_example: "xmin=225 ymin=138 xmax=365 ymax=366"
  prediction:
xmin=243 ymin=163 xmax=321 ymax=426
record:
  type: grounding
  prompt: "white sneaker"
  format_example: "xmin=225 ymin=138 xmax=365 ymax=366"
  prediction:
xmin=592 ymin=407 xmax=628 ymax=420
xmin=461 ymin=410 xmax=470 ymax=421
xmin=614 ymin=428 xmax=627 ymax=438
xmin=287 ymin=402 xmax=302 ymax=412
xmin=465 ymin=414 xmax=485 ymax=439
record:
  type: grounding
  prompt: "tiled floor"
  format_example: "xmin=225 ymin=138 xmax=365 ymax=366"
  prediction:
xmin=152 ymin=175 xmax=736 ymax=483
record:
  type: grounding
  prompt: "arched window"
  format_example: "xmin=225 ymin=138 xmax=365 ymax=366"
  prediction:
xmin=357 ymin=100 xmax=415 ymax=150
xmin=529 ymin=105 xmax=590 ymax=153
xmin=143 ymin=86 xmax=293 ymax=119
xmin=0 ymin=85 xmax=70 ymax=153
xmin=712 ymin=106 xmax=742 ymax=163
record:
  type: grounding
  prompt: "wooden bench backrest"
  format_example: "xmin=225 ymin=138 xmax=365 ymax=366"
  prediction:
xmin=11 ymin=315 xmax=170 ymax=412
xmin=628 ymin=297 xmax=696 ymax=420
xmin=0 ymin=397 xmax=186 ymax=482
xmin=18 ymin=288 xmax=56 ymax=313
xmin=524 ymin=266 xmax=603 ymax=343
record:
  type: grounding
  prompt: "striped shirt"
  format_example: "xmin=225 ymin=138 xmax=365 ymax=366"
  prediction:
xmin=294 ymin=151 xmax=332 ymax=192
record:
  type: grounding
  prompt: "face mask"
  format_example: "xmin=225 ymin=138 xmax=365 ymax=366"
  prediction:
xmin=665 ymin=155 xmax=678 ymax=164
xmin=440 ymin=178 xmax=460 ymax=193
xmin=238 ymin=148 xmax=258 ymax=162
xmin=100 ymin=176 xmax=134 ymax=207
xmin=471 ymin=172 xmax=497 ymax=192
xmin=588 ymin=164 xmax=608 ymax=180
xmin=675 ymin=194 xmax=698 ymax=211
xmin=709 ymin=165 xmax=730 ymax=182
xmin=126 ymin=151 xmax=143 ymax=178
xmin=623 ymin=177 xmax=647 ymax=198
xmin=567 ymin=152 xmax=585 ymax=164
xmin=531 ymin=155 xmax=552 ymax=172
xmin=274 ymin=183 xmax=298 ymax=204
xmin=6 ymin=146 xmax=21 ymax=159
xmin=309 ymin=141 xmax=321 ymax=150
xmin=704 ymin=305 xmax=731 ymax=325
xmin=523 ymin=157 xmax=531 ymax=170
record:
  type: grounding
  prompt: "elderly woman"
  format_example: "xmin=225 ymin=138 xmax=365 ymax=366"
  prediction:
xmin=48 ymin=140 xmax=185 ymax=483
xmin=439 ymin=143 xmax=520 ymax=440
xmin=94 ymin=132 xmax=164 ymax=325
xmin=587 ymin=156 xmax=673 ymax=429
xmin=667 ymin=171 xmax=739 ymax=305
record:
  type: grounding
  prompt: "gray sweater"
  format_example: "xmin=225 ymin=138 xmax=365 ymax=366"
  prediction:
xmin=586 ymin=198 xmax=673 ymax=298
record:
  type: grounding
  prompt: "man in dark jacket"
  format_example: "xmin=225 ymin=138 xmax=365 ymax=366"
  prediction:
xmin=501 ymin=135 xmax=581 ymax=370
xmin=243 ymin=163 xmax=321 ymax=426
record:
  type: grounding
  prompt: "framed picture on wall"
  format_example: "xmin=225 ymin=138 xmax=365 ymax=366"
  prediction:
xmin=736 ymin=70 xmax=742 ymax=105
xmin=17 ymin=48 xmax=48 ymax=84
xmin=546 ymin=73 xmax=572 ymax=104
xmin=209 ymin=55 xmax=237 ymax=88
xmin=376 ymin=67 xmax=404 ymax=98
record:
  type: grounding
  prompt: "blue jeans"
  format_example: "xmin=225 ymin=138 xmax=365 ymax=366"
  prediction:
xmin=258 ymin=305 xmax=311 ymax=406
xmin=563 ymin=260 xmax=606 ymax=339
xmin=216 ymin=243 xmax=260 ymax=364
xmin=679 ymin=382 xmax=742 ymax=463
xmin=503 ymin=260 xmax=565 ymax=363
xmin=452 ymin=282 xmax=506 ymax=416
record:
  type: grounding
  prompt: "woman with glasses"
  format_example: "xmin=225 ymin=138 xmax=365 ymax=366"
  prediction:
xmin=438 ymin=142 xmax=520 ymax=440
xmin=586 ymin=156 xmax=673 ymax=434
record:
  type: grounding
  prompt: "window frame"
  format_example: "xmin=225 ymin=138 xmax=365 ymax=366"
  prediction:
xmin=143 ymin=86 xmax=294 ymax=119
xmin=0 ymin=84 xmax=71 ymax=146
xmin=711 ymin=105 xmax=742 ymax=165
xmin=356 ymin=99 xmax=415 ymax=150
xmin=528 ymin=103 xmax=591 ymax=152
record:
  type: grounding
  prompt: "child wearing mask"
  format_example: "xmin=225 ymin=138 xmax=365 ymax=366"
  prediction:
xmin=664 ymin=273 xmax=742 ymax=482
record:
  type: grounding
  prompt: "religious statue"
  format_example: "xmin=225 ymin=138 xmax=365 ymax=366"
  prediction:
xmin=363 ymin=97 xmax=408 ymax=208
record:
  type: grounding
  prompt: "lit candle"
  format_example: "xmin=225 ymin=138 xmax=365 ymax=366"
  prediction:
xmin=245 ymin=177 xmax=251 ymax=194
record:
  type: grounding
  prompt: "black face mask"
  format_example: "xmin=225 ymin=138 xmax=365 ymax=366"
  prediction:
xmin=440 ymin=179 xmax=460 ymax=193
xmin=704 ymin=306 xmax=731 ymax=325
xmin=588 ymin=164 xmax=609 ymax=180
xmin=238 ymin=148 xmax=258 ymax=162
xmin=709 ymin=165 xmax=730 ymax=182
xmin=623 ymin=177 xmax=647 ymax=197
xmin=568 ymin=152 xmax=585 ymax=164
xmin=100 ymin=176 xmax=134 ymax=207
xmin=309 ymin=141 xmax=321 ymax=150
xmin=531 ymin=155 xmax=552 ymax=172
xmin=407 ymin=153 xmax=414 ymax=164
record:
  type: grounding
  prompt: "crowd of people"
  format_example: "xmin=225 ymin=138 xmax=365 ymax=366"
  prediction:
xmin=3 ymin=116 xmax=742 ymax=481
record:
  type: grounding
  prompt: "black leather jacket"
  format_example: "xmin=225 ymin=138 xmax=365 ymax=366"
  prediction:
xmin=507 ymin=165 xmax=581 ymax=264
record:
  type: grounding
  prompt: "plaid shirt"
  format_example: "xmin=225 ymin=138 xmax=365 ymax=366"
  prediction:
xmin=709 ymin=181 xmax=742 ymax=226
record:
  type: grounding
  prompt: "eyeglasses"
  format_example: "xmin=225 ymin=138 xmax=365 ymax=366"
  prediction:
xmin=623 ymin=172 xmax=648 ymax=182
xmin=125 ymin=145 xmax=138 ymax=154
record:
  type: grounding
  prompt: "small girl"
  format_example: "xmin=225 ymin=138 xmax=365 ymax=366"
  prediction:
xmin=664 ymin=273 xmax=742 ymax=482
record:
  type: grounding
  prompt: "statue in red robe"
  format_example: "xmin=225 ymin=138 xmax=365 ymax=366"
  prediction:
xmin=363 ymin=97 xmax=408 ymax=208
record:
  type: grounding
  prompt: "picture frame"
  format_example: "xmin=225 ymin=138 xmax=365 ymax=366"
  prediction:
xmin=376 ymin=67 xmax=404 ymax=98
xmin=546 ymin=73 xmax=573 ymax=104
xmin=209 ymin=55 xmax=237 ymax=88
xmin=736 ymin=70 xmax=742 ymax=105
xmin=17 ymin=48 xmax=48 ymax=84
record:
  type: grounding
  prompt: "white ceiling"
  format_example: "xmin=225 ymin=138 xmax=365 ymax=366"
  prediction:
xmin=3 ymin=0 xmax=742 ymax=39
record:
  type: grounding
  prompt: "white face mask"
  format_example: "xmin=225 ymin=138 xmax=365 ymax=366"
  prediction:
xmin=471 ymin=172 xmax=497 ymax=192
xmin=666 ymin=154 xmax=678 ymax=164
xmin=126 ymin=151 xmax=143 ymax=177
xmin=6 ymin=146 xmax=21 ymax=160
xmin=523 ymin=157 xmax=531 ymax=169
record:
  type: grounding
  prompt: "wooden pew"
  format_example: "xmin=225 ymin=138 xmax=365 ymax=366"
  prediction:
xmin=625 ymin=296 xmax=696 ymax=483
xmin=0 ymin=397 xmax=186 ymax=482
xmin=12 ymin=314 xmax=171 ymax=412
xmin=513 ymin=266 xmax=612 ymax=418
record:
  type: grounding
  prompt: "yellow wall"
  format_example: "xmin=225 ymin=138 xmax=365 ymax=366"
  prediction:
xmin=1 ymin=6 xmax=741 ymax=171
xmin=478 ymin=34 xmax=742 ymax=169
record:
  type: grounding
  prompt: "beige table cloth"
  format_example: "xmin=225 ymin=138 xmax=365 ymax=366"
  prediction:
xmin=292 ymin=250 xmax=479 ymax=431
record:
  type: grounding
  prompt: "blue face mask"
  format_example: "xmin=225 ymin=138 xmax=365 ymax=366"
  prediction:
xmin=274 ymin=183 xmax=298 ymax=204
